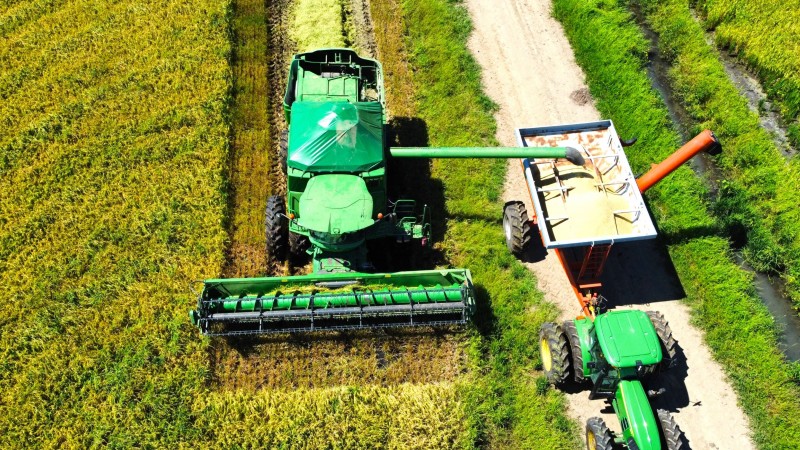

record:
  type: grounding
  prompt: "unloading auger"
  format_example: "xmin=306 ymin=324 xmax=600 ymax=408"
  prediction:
xmin=189 ymin=48 xmax=584 ymax=336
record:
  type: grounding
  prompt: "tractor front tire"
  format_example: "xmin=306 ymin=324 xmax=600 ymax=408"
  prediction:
xmin=503 ymin=200 xmax=532 ymax=257
xmin=540 ymin=322 xmax=571 ymax=385
xmin=563 ymin=320 xmax=585 ymax=383
xmin=266 ymin=195 xmax=288 ymax=263
xmin=278 ymin=130 xmax=288 ymax=175
xmin=585 ymin=417 xmax=614 ymax=450
xmin=656 ymin=409 xmax=686 ymax=450
xmin=647 ymin=311 xmax=679 ymax=370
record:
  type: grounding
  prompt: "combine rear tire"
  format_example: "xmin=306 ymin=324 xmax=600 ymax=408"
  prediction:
xmin=540 ymin=322 xmax=571 ymax=385
xmin=563 ymin=320 xmax=585 ymax=383
xmin=656 ymin=409 xmax=686 ymax=450
xmin=278 ymin=130 xmax=288 ymax=175
xmin=585 ymin=417 xmax=614 ymax=450
xmin=503 ymin=201 xmax=532 ymax=257
xmin=646 ymin=311 xmax=678 ymax=370
xmin=266 ymin=195 xmax=288 ymax=263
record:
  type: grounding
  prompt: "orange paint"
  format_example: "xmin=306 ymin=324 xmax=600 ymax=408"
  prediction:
xmin=636 ymin=130 xmax=719 ymax=193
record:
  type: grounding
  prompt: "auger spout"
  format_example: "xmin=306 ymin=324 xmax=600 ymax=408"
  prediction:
xmin=390 ymin=146 xmax=585 ymax=166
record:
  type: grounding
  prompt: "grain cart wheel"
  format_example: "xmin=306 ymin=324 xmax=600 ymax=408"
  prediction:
xmin=289 ymin=232 xmax=310 ymax=263
xmin=646 ymin=311 xmax=679 ymax=370
xmin=563 ymin=320 xmax=585 ymax=383
xmin=540 ymin=322 xmax=571 ymax=385
xmin=656 ymin=409 xmax=686 ymax=450
xmin=585 ymin=417 xmax=614 ymax=450
xmin=265 ymin=195 xmax=288 ymax=263
xmin=503 ymin=201 xmax=532 ymax=257
xmin=278 ymin=130 xmax=288 ymax=175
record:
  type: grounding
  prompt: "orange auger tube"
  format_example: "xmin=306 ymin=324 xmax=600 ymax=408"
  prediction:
xmin=636 ymin=130 xmax=721 ymax=193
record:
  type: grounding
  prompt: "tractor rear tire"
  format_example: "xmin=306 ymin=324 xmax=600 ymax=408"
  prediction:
xmin=278 ymin=130 xmax=288 ymax=175
xmin=503 ymin=201 xmax=532 ymax=257
xmin=585 ymin=417 xmax=614 ymax=450
xmin=266 ymin=195 xmax=288 ymax=263
xmin=540 ymin=322 xmax=571 ymax=385
xmin=563 ymin=320 xmax=585 ymax=383
xmin=656 ymin=409 xmax=686 ymax=450
xmin=646 ymin=311 xmax=679 ymax=370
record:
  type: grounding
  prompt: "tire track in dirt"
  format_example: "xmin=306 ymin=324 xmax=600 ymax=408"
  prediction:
xmin=465 ymin=0 xmax=755 ymax=448
xmin=209 ymin=0 xmax=466 ymax=391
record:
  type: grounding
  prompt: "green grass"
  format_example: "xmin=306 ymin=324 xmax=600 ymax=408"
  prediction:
xmin=638 ymin=0 xmax=800 ymax=305
xmin=696 ymin=0 xmax=800 ymax=148
xmin=0 ymin=0 xmax=231 ymax=447
xmin=552 ymin=0 xmax=800 ymax=447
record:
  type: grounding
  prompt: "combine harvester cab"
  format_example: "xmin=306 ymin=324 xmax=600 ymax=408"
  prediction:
xmin=190 ymin=49 xmax=585 ymax=336
xmin=509 ymin=121 xmax=720 ymax=449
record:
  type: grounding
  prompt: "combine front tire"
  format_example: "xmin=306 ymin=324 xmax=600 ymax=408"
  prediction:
xmin=585 ymin=417 xmax=614 ymax=450
xmin=563 ymin=320 xmax=585 ymax=383
xmin=647 ymin=311 xmax=678 ymax=370
xmin=503 ymin=201 xmax=532 ymax=257
xmin=540 ymin=322 xmax=571 ymax=385
xmin=266 ymin=195 xmax=288 ymax=263
xmin=289 ymin=232 xmax=310 ymax=263
xmin=656 ymin=409 xmax=686 ymax=450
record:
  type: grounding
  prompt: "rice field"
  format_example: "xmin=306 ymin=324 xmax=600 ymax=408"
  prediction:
xmin=5 ymin=0 xmax=798 ymax=447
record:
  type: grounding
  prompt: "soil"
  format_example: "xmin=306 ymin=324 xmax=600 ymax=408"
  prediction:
xmin=465 ymin=0 xmax=755 ymax=448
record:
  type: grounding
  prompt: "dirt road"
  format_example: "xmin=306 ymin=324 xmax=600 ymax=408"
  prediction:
xmin=465 ymin=0 xmax=754 ymax=448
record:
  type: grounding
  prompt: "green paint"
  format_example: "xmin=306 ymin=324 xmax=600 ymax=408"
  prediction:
xmin=614 ymin=380 xmax=660 ymax=450
xmin=288 ymin=102 xmax=384 ymax=172
xmin=594 ymin=310 xmax=661 ymax=368
xmin=298 ymin=175 xmax=374 ymax=234
xmin=390 ymin=147 xmax=573 ymax=159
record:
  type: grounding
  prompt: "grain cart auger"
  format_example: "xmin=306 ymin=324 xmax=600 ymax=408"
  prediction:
xmin=506 ymin=122 xmax=720 ymax=449
xmin=189 ymin=48 xmax=585 ymax=336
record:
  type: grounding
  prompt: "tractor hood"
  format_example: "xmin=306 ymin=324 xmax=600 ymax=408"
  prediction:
xmin=595 ymin=310 xmax=662 ymax=368
xmin=288 ymin=101 xmax=384 ymax=172
xmin=615 ymin=380 xmax=661 ymax=450
xmin=297 ymin=174 xmax=374 ymax=234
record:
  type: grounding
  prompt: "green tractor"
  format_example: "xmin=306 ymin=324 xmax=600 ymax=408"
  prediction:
xmin=540 ymin=310 xmax=685 ymax=450
xmin=190 ymin=48 xmax=585 ymax=335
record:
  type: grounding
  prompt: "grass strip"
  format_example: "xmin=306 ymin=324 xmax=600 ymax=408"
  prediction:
xmin=695 ymin=0 xmax=800 ymax=148
xmin=552 ymin=0 xmax=800 ymax=447
xmin=639 ymin=0 xmax=800 ymax=305
xmin=0 ymin=0 xmax=232 ymax=447
xmin=384 ymin=0 xmax=580 ymax=446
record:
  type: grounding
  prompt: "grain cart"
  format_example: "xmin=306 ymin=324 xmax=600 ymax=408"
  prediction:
xmin=189 ymin=48 xmax=585 ymax=336
xmin=505 ymin=122 xmax=720 ymax=449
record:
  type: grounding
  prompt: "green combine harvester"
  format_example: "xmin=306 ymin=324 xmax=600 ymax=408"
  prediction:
xmin=190 ymin=48 xmax=585 ymax=335
xmin=541 ymin=311 xmax=683 ymax=450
